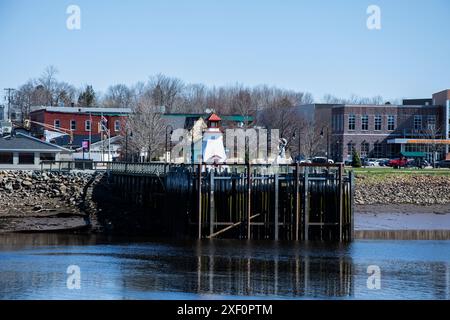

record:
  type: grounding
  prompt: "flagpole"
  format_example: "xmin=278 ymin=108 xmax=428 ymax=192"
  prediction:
xmin=89 ymin=111 xmax=92 ymax=160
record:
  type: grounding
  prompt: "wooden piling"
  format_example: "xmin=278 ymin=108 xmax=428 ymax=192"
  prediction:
xmin=209 ymin=170 xmax=215 ymax=237
xmin=197 ymin=163 xmax=202 ymax=239
xmin=338 ymin=164 xmax=344 ymax=242
xmin=274 ymin=173 xmax=279 ymax=241
xmin=108 ymin=162 xmax=354 ymax=242
xmin=294 ymin=162 xmax=300 ymax=241
xmin=246 ymin=162 xmax=251 ymax=239
xmin=303 ymin=168 xmax=309 ymax=241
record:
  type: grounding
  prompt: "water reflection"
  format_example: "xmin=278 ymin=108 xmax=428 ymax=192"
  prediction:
xmin=0 ymin=234 xmax=449 ymax=299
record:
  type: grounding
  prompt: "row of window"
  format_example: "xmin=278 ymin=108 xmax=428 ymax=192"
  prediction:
xmin=347 ymin=115 xmax=395 ymax=131
xmin=345 ymin=114 xmax=436 ymax=132
xmin=344 ymin=114 xmax=436 ymax=131
xmin=53 ymin=119 xmax=121 ymax=132
xmin=0 ymin=152 xmax=55 ymax=165
xmin=347 ymin=142 xmax=397 ymax=158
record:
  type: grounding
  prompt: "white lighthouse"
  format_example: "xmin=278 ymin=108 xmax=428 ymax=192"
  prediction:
xmin=202 ymin=113 xmax=227 ymax=164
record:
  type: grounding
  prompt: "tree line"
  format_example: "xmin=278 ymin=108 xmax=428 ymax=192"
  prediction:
xmin=7 ymin=66 xmax=395 ymax=161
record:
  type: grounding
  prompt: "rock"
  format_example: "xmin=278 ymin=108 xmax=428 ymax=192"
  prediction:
xmin=22 ymin=180 xmax=33 ymax=187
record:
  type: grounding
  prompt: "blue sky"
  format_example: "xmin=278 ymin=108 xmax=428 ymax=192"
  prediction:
xmin=0 ymin=0 xmax=449 ymax=102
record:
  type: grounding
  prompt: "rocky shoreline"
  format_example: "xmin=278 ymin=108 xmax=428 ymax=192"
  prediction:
xmin=0 ymin=170 xmax=99 ymax=232
xmin=354 ymin=174 xmax=450 ymax=205
xmin=1 ymin=170 xmax=450 ymax=233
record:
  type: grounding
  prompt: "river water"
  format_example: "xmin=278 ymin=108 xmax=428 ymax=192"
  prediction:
xmin=0 ymin=233 xmax=449 ymax=300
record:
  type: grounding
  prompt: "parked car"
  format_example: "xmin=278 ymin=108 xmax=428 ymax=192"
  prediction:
xmin=406 ymin=159 xmax=429 ymax=169
xmin=436 ymin=160 xmax=450 ymax=168
xmin=312 ymin=157 xmax=334 ymax=164
xmin=362 ymin=158 xmax=377 ymax=166
xmin=388 ymin=157 xmax=408 ymax=168
xmin=344 ymin=159 xmax=353 ymax=166
xmin=376 ymin=159 xmax=389 ymax=166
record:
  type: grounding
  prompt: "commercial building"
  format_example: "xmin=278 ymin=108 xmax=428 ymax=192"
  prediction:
xmin=0 ymin=131 xmax=72 ymax=170
xmin=278 ymin=90 xmax=450 ymax=163
xmin=330 ymin=103 xmax=444 ymax=162
xmin=29 ymin=106 xmax=131 ymax=148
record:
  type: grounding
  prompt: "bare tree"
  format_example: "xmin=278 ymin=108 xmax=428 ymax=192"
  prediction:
xmin=322 ymin=93 xmax=387 ymax=105
xmin=103 ymin=84 xmax=134 ymax=108
xmin=148 ymin=74 xmax=185 ymax=112
xmin=421 ymin=123 xmax=444 ymax=167
xmin=125 ymin=96 xmax=167 ymax=161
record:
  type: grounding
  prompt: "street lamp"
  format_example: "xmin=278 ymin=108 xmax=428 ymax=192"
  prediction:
xmin=165 ymin=125 xmax=173 ymax=163
xmin=125 ymin=129 xmax=133 ymax=162
xmin=336 ymin=139 xmax=341 ymax=162
xmin=292 ymin=128 xmax=302 ymax=162
xmin=320 ymin=126 xmax=329 ymax=159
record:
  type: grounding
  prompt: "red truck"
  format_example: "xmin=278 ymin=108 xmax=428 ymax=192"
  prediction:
xmin=388 ymin=157 xmax=408 ymax=168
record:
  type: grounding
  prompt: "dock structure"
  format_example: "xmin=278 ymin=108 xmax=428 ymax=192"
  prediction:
xmin=107 ymin=162 xmax=354 ymax=241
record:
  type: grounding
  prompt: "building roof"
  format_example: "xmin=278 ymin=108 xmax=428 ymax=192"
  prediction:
xmin=0 ymin=132 xmax=71 ymax=152
xmin=75 ymin=135 xmax=122 ymax=152
xmin=30 ymin=106 xmax=132 ymax=116
xmin=207 ymin=113 xmax=221 ymax=121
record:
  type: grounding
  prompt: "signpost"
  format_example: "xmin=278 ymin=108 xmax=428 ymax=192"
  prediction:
xmin=82 ymin=140 xmax=90 ymax=160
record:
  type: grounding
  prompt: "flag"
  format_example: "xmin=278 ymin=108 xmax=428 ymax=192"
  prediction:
xmin=100 ymin=115 xmax=108 ymax=132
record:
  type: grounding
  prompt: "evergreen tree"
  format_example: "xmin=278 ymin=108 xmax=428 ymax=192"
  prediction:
xmin=352 ymin=149 xmax=362 ymax=168
xmin=78 ymin=85 xmax=96 ymax=107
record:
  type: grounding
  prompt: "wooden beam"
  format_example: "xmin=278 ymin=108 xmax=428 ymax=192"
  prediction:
xmin=207 ymin=214 xmax=260 ymax=239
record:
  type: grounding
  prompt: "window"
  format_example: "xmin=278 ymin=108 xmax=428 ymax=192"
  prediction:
xmin=347 ymin=142 xmax=355 ymax=156
xmin=70 ymin=120 xmax=76 ymax=131
xmin=374 ymin=115 xmax=382 ymax=131
xmin=54 ymin=119 xmax=61 ymax=129
xmin=387 ymin=144 xmax=397 ymax=158
xmin=0 ymin=152 xmax=13 ymax=164
xmin=40 ymin=153 xmax=56 ymax=161
xmin=414 ymin=115 xmax=422 ymax=131
xmin=373 ymin=143 xmax=383 ymax=158
xmin=85 ymin=120 xmax=91 ymax=131
xmin=18 ymin=153 xmax=35 ymax=164
xmin=387 ymin=115 xmax=395 ymax=131
xmin=427 ymin=115 xmax=436 ymax=130
xmin=114 ymin=120 xmax=120 ymax=132
xmin=361 ymin=142 xmax=369 ymax=158
xmin=361 ymin=115 xmax=369 ymax=131
xmin=348 ymin=114 xmax=355 ymax=131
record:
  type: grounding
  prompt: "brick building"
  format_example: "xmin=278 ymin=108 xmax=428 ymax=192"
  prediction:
xmin=29 ymin=107 xmax=131 ymax=148
xmin=330 ymin=103 xmax=444 ymax=162
xmin=279 ymin=89 xmax=450 ymax=163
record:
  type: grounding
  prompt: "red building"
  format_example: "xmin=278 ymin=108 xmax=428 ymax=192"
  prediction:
xmin=29 ymin=107 xmax=131 ymax=148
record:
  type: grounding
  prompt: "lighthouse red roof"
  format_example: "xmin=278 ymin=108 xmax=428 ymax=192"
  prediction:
xmin=207 ymin=113 xmax=221 ymax=122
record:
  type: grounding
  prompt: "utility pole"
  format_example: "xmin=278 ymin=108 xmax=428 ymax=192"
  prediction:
xmin=4 ymin=88 xmax=15 ymax=120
